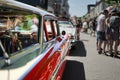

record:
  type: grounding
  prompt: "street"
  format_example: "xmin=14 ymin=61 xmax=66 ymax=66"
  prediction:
xmin=62 ymin=32 xmax=120 ymax=80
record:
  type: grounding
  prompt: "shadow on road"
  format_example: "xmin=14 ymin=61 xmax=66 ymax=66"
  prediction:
xmin=70 ymin=41 xmax=87 ymax=57
xmin=62 ymin=60 xmax=86 ymax=80
xmin=104 ymin=51 xmax=120 ymax=59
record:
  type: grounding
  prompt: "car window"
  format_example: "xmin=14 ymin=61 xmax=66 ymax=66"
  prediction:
xmin=0 ymin=10 xmax=40 ymax=56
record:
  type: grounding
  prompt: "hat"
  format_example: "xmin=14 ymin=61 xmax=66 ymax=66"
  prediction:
xmin=110 ymin=8 xmax=118 ymax=13
xmin=106 ymin=6 xmax=114 ymax=12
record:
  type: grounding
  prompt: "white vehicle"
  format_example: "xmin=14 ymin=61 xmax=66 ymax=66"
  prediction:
xmin=58 ymin=19 xmax=77 ymax=47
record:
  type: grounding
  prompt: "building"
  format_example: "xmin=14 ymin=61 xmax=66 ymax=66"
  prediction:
xmin=60 ymin=0 xmax=69 ymax=18
xmin=16 ymin=0 xmax=48 ymax=9
xmin=16 ymin=0 xmax=70 ymax=18
xmin=84 ymin=0 xmax=105 ymax=20
xmin=47 ymin=0 xmax=70 ymax=18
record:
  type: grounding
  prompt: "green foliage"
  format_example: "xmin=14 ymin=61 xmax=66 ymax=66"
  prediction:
xmin=105 ymin=0 xmax=118 ymax=6
xmin=20 ymin=14 xmax=38 ymax=30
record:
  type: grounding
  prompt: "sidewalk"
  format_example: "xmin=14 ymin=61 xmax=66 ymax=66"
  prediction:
xmin=62 ymin=32 xmax=120 ymax=80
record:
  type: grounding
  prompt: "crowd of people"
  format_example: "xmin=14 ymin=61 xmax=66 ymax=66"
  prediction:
xmin=72 ymin=7 xmax=120 ymax=57
xmin=96 ymin=8 xmax=120 ymax=57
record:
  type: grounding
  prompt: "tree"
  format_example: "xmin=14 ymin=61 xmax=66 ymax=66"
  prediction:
xmin=105 ymin=0 xmax=117 ymax=6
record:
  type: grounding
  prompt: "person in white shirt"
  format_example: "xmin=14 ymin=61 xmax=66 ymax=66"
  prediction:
xmin=82 ymin=19 xmax=88 ymax=33
xmin=30 ymin=17 xmax=39 ymax=32
xmin=30 ymin=24 xmax=38 ymax=32
xmin=29 ymin=17 xmax=39 ymax=43
xmin=96 ymin=10 xmax=108 ymax=54
xmin=14 ymin=16 xmax=23 ymax=30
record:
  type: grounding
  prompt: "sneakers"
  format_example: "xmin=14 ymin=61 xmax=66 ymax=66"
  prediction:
xmin=98 ymin=50 xmax=102 ymax=54
xmin=97 ymin=48 xmax=103 ymax=54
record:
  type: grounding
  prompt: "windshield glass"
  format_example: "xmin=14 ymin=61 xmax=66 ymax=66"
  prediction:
xmin=58 ymin=21 xmax=73 ymax=27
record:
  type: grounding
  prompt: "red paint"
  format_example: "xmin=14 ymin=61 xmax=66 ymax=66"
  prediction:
xmin=23 ymin=47 xmax=54 ymax=80
xmin=38 ymin=51 xmax=61 ymax=80
xmin=23 ymin=49 xmax=61 ymax=80
xmin=55 ymin=61 xmax=66 ymax=80
xmin=23 ymin=36 xmax=70 ymax=80
xmin=43 ymin=21 xmax=49 ymax=41
xmin=56 ymin=37 xmax=62 ymax=42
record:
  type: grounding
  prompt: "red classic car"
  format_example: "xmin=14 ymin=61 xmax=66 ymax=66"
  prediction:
xmin=0 ymin=0 xmax=71 ymax=80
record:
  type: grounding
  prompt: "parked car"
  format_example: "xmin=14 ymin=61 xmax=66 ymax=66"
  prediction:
xmin=0 ymin=0 xmax=71 ymax=80
xmin=58 ymin=18 xmax=77 ymax=47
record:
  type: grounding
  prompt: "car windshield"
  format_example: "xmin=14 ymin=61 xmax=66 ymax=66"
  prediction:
xmin=58 ymin=21 xmax=73 ymax=27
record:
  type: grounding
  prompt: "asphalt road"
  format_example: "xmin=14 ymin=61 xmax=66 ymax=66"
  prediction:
xmin=62 ymin=32 xmax=120 ymax=80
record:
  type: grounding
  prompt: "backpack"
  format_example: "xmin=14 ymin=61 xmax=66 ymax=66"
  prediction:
xmin=110 ymin=16 xmax=120 ymax=28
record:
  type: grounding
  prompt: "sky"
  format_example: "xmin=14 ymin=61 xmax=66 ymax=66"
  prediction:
xmin=68 ymin=0 xmax=97 ymax=17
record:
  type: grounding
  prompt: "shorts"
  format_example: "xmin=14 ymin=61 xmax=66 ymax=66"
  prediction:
xmin=92 ymin=26 xmax=96 ymax=31
xmin=97 ymin=31 xmax=106 ymax=41
xmin=110 ymin=31 xmax=119 ymax=41
xmin=106 ymin=27 xmax=111 ymax=35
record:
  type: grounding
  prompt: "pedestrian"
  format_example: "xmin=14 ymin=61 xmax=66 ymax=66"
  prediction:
xmin=105 ymin=13 xmax=111 ymax=52
xmin=14 ymin=16 xmax=23 ymax=30
xmin=92 ymin=18 xmax=97 ymax=37
xmin=82 ymin=18 xmax=88 ymax=33
xmin=89 ymin=18 xmax=97 ymax=37
xmin=96 ymin=10 xmax=108 ymax=54
xmin=76 ymin=19 xmax=82 ymax=40
xmin=30 ymin=17 xmax=39 ymax=32
xmin=89 ymin=19 xmax=93 ymax=36
xmin=109 ymin=9 xmax=120 ymax=57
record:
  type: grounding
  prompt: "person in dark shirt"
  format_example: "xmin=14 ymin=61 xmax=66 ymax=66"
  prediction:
xmin=76 ymin=19 xmax=82 ymax=40
xmin=109 ymin=9 xmax=120 ymax=56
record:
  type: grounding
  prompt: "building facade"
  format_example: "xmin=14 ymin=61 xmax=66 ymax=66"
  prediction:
xmin=47 ymin=0 xmax=70 ymax=18
xmin=84 ymin=0 xmax=105 ymax=20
